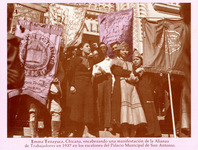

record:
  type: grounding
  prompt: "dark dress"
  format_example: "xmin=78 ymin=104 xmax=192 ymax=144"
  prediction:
xmin=7 ymin=33 xmax=24 ymax=136
xmin=92 ymin=57 xmax=112 ymax=129
xmin=67 ymin=56 xmax=96 ymax=124
xmin=135 ymin=72 xmax=161 ymax=137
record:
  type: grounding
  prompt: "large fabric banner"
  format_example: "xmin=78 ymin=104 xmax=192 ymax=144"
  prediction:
xmin=142 ymin=18 xmax=187 ymax=75
xmin=98 ymin=8 xmax=133 ymax=59
xmin=15 ymin=20 xmax=63 ymax=105
xmin=48 ymin=4 xmax=87 ymax=51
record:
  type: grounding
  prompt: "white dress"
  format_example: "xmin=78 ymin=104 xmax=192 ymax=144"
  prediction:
xmin=119 ymin=59 xmax=147 ymax=125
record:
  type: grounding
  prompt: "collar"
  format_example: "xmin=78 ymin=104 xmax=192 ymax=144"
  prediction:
xmin=105 ymin=56 xmax=111 ymax=60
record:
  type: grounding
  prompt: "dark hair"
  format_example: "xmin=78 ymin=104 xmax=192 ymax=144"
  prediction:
xmin=100 ymin=42 xmax=106 ymax=45
xmin=65 ymin=46 xmax=77 ymax=58
xmin=78 ymin=42 xmax=90 ymax=49
xmin=110 ymin=41 xmax=120 ymax=48
xmin=76 ymin=42 xmax=91 ymax=56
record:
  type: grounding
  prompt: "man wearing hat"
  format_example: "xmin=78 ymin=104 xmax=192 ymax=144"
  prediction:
xmin=110 ymin=41 xmax=120 ymax=51
xmin=109 ymin=41 xmax=120 ymax=58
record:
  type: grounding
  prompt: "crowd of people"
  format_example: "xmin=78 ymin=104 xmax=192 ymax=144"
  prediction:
xmin=7 ymin=4 xmax=191 ymax=138
xmin=52 ymin=40 xmax=162 ymax=138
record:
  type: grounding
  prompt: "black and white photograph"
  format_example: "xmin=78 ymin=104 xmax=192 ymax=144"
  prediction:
xmin=1 ymin=0 xmax=198 ymax=149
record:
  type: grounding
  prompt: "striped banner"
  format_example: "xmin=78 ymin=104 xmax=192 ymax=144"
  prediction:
xmin=48 ymin=4 xmax=87 ymax=51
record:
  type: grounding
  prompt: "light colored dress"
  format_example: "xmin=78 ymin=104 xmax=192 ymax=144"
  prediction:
xmin=117 ymin=59 xmax=147 ymax=125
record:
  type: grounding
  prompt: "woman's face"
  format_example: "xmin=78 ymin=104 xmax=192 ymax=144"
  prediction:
xmin=81 ymin=43 xmax=91 ymax=54
xmin=133 ymin=57 xmax=142 ymax=68
xmin=120 ymin=47 xmax=129 ymax=59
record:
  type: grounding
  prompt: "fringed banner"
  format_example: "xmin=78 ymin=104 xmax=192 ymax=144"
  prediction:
xmin=15 ymin=20 xmax=63 ymax=105
xmin=142 ymin=18 xmax=187 ymax=75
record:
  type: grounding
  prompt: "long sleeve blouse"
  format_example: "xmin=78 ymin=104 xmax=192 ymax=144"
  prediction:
xmin=67 ymin=56 xmax=94 ymax=86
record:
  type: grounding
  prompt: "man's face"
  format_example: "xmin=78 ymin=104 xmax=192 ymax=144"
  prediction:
xmin=112 ymin=44 xmax=119 ymax=51
xmin=100 ymin=44 xmax=107 ymax=55
xmin=92 ymin=43 xmax=98 ymax=49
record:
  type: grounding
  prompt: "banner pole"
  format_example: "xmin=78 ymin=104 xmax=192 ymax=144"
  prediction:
xmin=168 ymin=73 xmax=177 ymax=138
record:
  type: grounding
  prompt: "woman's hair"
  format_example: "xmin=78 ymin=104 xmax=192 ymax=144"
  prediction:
xmin=76 ymin=48 xmax=82 ymax=56
xmin=76 ymin=42 xmax=90 ymax=56
xmin=78 ymin=42 xmax=89 ymax=49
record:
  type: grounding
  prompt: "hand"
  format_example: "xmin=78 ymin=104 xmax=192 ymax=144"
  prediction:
xmin=134 ymin=76 xmax=139 ymax=82
xmin=129 ymin=72 xmax=139 ymax=82
xmin=136 ymin=67 xmax=144 ymax=77
xmin=70 ymin=86 xmax=76 ymax=93
xmin=50 ymin=83 xmax=58 ymax=94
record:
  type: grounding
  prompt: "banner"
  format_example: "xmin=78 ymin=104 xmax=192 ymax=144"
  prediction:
xmin=48 ymin=4 xmax=87 ymax=51
xmin=98 ymin=8 xmax=133 ymax=59
xmin=142 ymin=18 xmax=187 ymax=75
xmin=15 ymin=20 xmax=63 ymax=105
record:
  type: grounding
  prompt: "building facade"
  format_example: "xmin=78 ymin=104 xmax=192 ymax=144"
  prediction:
xmin=11 ymin=3 xmax=182 ymax=53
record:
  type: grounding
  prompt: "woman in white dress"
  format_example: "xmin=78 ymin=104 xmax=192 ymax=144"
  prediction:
xmin=110 ymin=42 xmax=146 ymax=137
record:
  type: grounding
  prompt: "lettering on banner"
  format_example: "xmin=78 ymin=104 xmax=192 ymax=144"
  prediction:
xmin=19 ymin=33 xmax=56 ymax=77
xmin=165 ymin=30 xmax=181 ymax=55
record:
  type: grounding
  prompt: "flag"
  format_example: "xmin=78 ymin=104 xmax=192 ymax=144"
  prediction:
xmin=48 ymin=4 xmax=87 ymax=51
xmin=98 ymin=8 xmax=133 ymax=60
xmin=15 ymin=20 xmax=63 ymax=105
xmin=142 ymin=18 xmax=187 ymax=75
